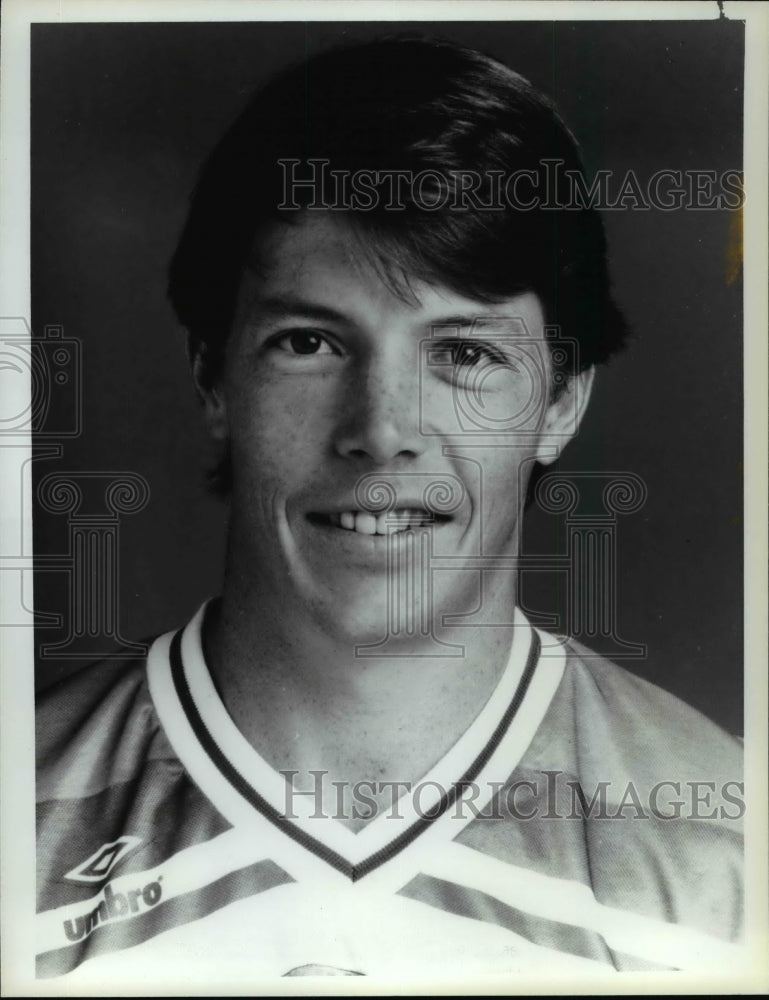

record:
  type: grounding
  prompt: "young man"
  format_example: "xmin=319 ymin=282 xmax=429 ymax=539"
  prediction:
xmin=36 ymin=36 xmax=743 ymax=983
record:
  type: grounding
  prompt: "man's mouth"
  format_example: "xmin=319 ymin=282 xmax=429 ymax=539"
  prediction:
xmin=308 ymin=509 xmax=451 ymax=536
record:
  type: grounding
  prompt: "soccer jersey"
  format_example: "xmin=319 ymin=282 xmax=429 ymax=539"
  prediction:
xmin=36 ymin=602 xmax=744 ymax=984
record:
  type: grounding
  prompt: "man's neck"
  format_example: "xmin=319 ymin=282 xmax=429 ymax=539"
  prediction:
xmin=204 ymin=572 xmax=521 ymax=829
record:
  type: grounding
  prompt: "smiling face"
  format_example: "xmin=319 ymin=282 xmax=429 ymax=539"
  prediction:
xmin=198 ymin=213 xmax=592 ymax=645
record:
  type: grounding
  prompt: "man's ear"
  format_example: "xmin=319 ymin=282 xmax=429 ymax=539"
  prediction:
xmin=535 ymin=366 xmax=595 ymax=466
xmin=190 ymin=343 xmax=229 ymax=443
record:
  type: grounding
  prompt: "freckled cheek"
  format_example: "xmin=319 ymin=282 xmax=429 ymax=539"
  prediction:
xmin=476 ymin=448 xmax=538 ymax=534
xmin=480 ymin=370 xmax=549 ymax=427
xmin=226 ymin=381 xmax=336 ymax=484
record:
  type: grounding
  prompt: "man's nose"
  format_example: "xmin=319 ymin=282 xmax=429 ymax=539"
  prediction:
xmin=333 ymin=353 xmax=425 ymax=464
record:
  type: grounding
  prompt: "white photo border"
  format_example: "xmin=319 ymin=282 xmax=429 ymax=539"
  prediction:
xmin=1 ymin=1 xmax=767 ymax=995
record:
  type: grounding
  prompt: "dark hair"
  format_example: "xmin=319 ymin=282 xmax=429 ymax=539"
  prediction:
xmin=168 ymin=35 xmax=628 ymax=492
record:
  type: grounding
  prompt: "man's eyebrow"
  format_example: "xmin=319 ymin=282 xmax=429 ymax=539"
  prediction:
xmin=247 ymin=297 xmax=529 ymax=332
xmin=247 ymin=294 xmax=351 ymax=324
xmin=428 ymin=314 xmax=527 ymax=331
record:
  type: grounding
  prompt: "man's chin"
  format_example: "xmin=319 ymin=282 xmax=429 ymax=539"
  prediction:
xmin=310 ymin=598 xmax=394 ymax=650
xmin=287 ymin=559 xmax=482 ymax=652
xmin=304 ymin=586 xmax=440 ymax=653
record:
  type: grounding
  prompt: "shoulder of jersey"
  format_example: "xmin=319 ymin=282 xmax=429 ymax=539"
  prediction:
xmin=36 ymin=641 xmax=170 ymax=804
xmin=554 ymin=635 xmax=742 ymax=787
xmin=498 ymin=634 xmax=745 ymax=947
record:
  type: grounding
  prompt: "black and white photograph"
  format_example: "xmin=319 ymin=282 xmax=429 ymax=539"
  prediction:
xmin=1 ymin=0 xmax=767 ymax=994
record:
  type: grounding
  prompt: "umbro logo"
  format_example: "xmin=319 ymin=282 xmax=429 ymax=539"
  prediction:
xmin=64 ymin=836 xmax=142 ymax=883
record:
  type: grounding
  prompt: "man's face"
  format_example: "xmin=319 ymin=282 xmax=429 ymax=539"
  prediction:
xmin=202 ymin=213 xmax=589 ymax=644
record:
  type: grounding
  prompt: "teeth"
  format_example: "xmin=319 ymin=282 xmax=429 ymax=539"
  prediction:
xmin=331 ymin=509 xmax=434 ymax=534
xmin=356 ymin=513 xmax=377 ymax=535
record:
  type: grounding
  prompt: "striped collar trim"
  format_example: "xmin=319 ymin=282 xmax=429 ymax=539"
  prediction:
xmin=148 ymin=602 xmax=565 ymax=883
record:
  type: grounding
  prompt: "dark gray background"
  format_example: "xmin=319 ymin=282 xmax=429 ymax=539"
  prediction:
xmin=32 ymin=20 xmax=744 ymax=734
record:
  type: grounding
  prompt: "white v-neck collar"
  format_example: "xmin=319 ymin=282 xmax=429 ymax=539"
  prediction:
xmin=148 ymin=601 xmax=565 ymax=886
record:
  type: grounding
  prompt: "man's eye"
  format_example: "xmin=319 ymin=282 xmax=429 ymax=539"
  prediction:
xmin=451 ymin=341 xmax=491 ymax=366
xmin=437 ymin=339 xmax=511 ymax=368
xmin=274 ymin=330 xmax=337 ymax=356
